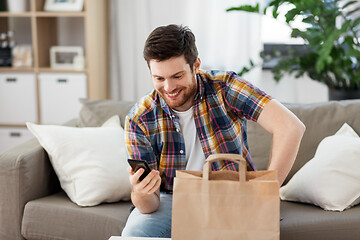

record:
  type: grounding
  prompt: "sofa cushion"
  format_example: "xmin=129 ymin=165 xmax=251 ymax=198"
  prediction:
xmin=280 ymin=201 xmax=360 ymax=240
xmin=21 ymin=191 xmax=132 ymax=240
xmin=78 ymin=98 xmax=135 ymax=127
xmin=247 ymin=99 xmax=360 ymax=184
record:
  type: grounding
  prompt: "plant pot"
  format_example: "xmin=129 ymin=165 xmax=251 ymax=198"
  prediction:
xmin=328 ymin=88 xmax=360 ymax=101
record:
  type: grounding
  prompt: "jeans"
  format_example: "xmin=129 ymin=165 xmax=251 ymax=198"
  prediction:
xmin=121 ymin=192 xmax=173 ymax=238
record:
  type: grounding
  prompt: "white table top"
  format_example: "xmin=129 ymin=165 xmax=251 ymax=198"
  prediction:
xmin=109 ymin=237 xmax=171 ymax=240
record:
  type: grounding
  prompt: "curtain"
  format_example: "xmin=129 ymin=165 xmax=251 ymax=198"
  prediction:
xmin=109 ymin=0 xmax=264 ymax=101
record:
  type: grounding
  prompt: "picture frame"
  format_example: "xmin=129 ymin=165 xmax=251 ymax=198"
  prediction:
xmin=44 ymin=0 xmax=84 ymax=12
xmin=50 ymin=46 xmax=84 ymax=70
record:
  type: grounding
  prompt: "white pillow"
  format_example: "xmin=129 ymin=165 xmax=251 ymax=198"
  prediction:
xmin=280 ymin=123 xmax=360 ymax=211
xmin=26 ymin=115 xmax=131 ymax=207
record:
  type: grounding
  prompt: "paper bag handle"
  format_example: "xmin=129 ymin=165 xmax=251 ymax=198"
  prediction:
xmin=203 ymin=154 xmax=247 ymax=182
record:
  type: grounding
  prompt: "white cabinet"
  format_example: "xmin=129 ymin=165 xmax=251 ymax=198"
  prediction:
xmin=0 ymin=73 xmax=37 ymax=124
xmin=0 ymin=127 xmax=34 ymax=154
xmin=39 ymin=73 xmax=87 ymax=124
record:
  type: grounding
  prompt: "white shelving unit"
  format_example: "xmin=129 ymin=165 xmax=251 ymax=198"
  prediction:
xmin=0 ymin=0 xmax=109 ymax=153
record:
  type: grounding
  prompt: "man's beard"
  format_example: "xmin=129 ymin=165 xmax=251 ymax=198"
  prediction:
xmin=159 ymin=75 xmax=197 ymax=111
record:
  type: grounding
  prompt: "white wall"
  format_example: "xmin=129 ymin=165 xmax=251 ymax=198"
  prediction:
xmin=251 ymin=70 xmax=328 ymax=104
xmin=109 ymin=0 xmax=330 ymax=104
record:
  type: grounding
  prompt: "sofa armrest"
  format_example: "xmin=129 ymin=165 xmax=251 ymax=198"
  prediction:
xmin=0 ymin=119 xmax=77 ymax=240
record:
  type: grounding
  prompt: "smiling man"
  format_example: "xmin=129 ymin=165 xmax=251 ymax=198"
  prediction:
xmin=151 ymin=56 xmax=198 ymax=112
xmin=122 ymin=24 xmax=305 ymax=238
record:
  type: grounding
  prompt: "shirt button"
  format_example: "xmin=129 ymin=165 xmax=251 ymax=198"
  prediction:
xmin=176 ymin=128 xmax=180 ymax=133
xmin=180 ymin=150 xmax=184 ymax=154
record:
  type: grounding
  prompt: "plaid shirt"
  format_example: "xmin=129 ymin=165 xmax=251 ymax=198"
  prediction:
xmin=125 ymin=70 xmax=272 ymax=192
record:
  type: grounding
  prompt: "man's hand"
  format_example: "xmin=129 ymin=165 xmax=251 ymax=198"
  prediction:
xmin=128 ymin=166 xmax=161 ymax=213
xmin=128 ymin=166 xmax=161 ymax=196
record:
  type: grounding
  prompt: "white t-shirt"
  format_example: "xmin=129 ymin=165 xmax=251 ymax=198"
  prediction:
xmin=172 ymin=107 xmax=206 ymax=171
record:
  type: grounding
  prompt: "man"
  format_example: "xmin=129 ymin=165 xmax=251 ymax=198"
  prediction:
xmin=122 ymin=24 xmax=305 ymax=238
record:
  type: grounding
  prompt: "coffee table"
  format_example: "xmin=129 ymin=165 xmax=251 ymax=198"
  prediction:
xmin=109 ymin=237 xmax=171 ymax=240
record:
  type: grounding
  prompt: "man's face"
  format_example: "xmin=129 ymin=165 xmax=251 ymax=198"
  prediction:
xmin=149 ymin=55 xmax=200 ymax=112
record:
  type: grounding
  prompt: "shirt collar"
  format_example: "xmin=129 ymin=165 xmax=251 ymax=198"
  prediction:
xmin=194 ymin=72 xmax=205 ymax=101
xmin=159 ymin=95 xmax=172 ymax=117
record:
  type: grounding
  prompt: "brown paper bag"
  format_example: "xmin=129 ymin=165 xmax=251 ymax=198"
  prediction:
xmin=172 ymin=154 xmax=280 ymax=240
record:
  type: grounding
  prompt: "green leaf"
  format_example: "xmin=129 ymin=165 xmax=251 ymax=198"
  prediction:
xmin=237 ymin=59 xmax=257 ymax=77
xmin=316 ymin=20 xmax=351 ymax=73
xmin=316 ymin=21 xmax=351 ymax=72
xmin=238 ymin=67 xmax=249 ymax=77
xmin=290 ymin=28 xmax=304 ymax=38
xmin=342 ymin=35 xmax=355 ymax=47
xmin=302 ymin=16 xmax=316 ymax=24
xmin=342 ymin=0 xmax=358 ymax=10
xmin=226 ymin=4 xmax=260 ymax=13
xmin=352 ymin=17 xmax=360 ymax=28
xmin=347 ymin=48 xmax=360 ymax=58
xmin=316 ymin=38 xmax=336 ymax=72
xmin=340 ymin=19 xmax=352 ymax=33
xmin=285 ymin=8 xmax=300 ymax=23
xmin=272 ymin=7 xmax=280 ymax=18
xmin=346 ymin=7 xmax=360 ymax=17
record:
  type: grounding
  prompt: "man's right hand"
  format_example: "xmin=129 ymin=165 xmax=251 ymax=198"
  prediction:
xmin=127 ymin=166 xmax=161 ymax=213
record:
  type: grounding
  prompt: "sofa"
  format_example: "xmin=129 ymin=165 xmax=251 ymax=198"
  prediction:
xmin=1 ymin=99 xmax=360 ymax=240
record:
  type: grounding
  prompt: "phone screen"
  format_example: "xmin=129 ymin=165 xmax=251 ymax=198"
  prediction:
xmin=128 ymin=159 xmax=152 ymax=181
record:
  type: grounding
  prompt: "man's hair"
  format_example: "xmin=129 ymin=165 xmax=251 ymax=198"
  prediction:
xmin=143 ymin=24 xmax=198 ymax=70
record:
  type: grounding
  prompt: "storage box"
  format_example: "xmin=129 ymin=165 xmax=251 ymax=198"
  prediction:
xmin=39 ymin=73 xmax=87 ymax=124
xmin=0 ymin=73 xmax=37 ymax=124
xmin=0 ymin=127 xmax=33 ymax=153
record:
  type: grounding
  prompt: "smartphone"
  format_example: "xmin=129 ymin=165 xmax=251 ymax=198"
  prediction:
xmin=128 ymin=159 xmax=152 ymax=181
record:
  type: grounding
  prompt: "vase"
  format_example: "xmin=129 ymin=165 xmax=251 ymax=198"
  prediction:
xmin=328 ymin=88 xmax=360 ymax=101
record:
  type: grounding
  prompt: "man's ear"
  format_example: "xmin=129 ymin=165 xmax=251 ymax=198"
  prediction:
xmin=193 ymin=57 xmax=201 ymax=73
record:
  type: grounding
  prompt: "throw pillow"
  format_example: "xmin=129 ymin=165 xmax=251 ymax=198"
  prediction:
xmin=280 ymin=123 xmax=360 ymax=211
xmin=26 ymin=115 xmax=132 ymax=207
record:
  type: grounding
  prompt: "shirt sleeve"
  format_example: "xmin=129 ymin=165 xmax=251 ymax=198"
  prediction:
xmin=124 ymin=115 xmax=157 ymax=170
xmin=224 ymin=71 xmax=272 ymax=122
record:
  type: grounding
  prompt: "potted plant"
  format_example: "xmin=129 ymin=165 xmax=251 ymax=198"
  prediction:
xmin=227 ymin=0 xmax=360 ymax=100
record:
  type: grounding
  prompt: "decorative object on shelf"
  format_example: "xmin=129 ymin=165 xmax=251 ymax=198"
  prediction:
xmin=0 ymin=31 xmax=15 ymax=67
xmin=50 ymin=46 xmax=84 ymax=70
xmin=73 ymin=54 xmax=85 ymax=70
xmin=12 ymin=45 xmax=32 ymax=67
xmin=44 ymin=0 xmax=84 ymax=12
xmin=6 ymin=0 xmax=26 ymax=13
xmin=227 ymin=0 xmax=360 ymax=100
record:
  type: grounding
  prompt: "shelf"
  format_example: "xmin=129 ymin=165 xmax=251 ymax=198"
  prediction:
xmin=38 ymin=67 xmax=87 ymax=73
xmin=0 ymin=11 xmax=85 ymax=17
xmin=0 ymin=67 xmax=87 ymax=73
xmin=0 ymin=124 xmax=28 ymax=128
xmin=0 ymin=12 xmax=33 ymax=17
xmin=35 ymin=11 xmax=86 ymax=17
xmin=0 ymin=67 xmax=35 ymax=72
